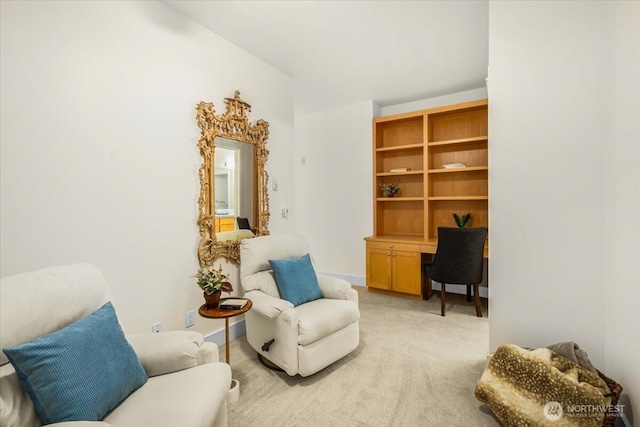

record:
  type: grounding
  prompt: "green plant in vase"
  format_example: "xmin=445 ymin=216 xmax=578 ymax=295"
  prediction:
xmin=193 ymin=264 xmax=233 ymax=308
xmin=453 ymin=213 xmax=472 ymax=227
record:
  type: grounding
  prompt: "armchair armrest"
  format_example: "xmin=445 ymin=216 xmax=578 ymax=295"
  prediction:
xmin=126 ymin=331 xmax=219 ymax=377
xmin=244 ymin=290 xmax=293 ymax=319
xmin=317 ymin=275 xmax=358 ymax=302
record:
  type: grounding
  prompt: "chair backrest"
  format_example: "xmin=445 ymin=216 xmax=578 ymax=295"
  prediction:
xmin=429 ymin=227 xmax=487 ymax=285
xmin=236 ymin=217 xmax=251 ymax=230
xmin=0 ymin=264 xmax=112 ymax=367
xmin=1 ymin=264 xmax=112 ymax=426
xmin=240 ymin=234 xmax=312 ymax=298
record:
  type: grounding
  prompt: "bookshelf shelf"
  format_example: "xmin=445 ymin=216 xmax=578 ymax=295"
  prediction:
xmin=376 ymin=197 xmax=425 ymax=202
xmin=428 ymin=196 xmax=488 ymax=201
xmin=427 ymin=136 xmax=488 ymax=147
xmin=376 ymin=143 xmax=424 ymax=152
xmin=428 ymin=166 xmax=488 ymax=174
xmin=377 ymin=170 xmax=424 ymax=177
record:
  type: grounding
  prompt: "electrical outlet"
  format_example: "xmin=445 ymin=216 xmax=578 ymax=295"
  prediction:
xmin=185 ymin=310 xmax=195 ymax=328
xmin=151 ymin=322 xmax=163 ymax=333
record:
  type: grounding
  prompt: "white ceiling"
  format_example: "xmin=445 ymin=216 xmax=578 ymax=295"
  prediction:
xmin=162 ymin=0 xmax=489 ymax=116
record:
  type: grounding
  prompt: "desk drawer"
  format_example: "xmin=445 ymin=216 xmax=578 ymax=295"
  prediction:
xmin=366 ymin=241 xmax=420 ymax=253
xmin=215 ymin=217 xmax=236 ymax=232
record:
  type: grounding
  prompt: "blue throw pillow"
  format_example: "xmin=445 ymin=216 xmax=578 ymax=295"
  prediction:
xmin=269 ymin=253 xmax=323 ymax=306
xmin=2 ymin=302 xmax=148 ymax=424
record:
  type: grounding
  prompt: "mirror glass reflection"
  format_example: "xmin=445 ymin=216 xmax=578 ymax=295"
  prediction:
xmin=213 ymin=137 xmax=256 ymax=242
xmin=214 ymin=146 xmax=237 ymax=216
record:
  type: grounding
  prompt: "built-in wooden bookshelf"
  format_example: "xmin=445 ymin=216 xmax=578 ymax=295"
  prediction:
xmin=366 ymin=99 xmax=488 ymax=299
xmin=426 ymin=101 xmax=488 ymax=239
xmin=373 ymin=114 xmax=425 ymax=239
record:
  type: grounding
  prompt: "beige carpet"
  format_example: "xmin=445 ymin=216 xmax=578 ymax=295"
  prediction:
xmin=222 ymin=287 xmax=499 ymax=427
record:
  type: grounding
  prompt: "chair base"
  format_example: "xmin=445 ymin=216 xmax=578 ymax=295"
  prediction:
xmin=257 ymin=353 xmax=284 ymax=372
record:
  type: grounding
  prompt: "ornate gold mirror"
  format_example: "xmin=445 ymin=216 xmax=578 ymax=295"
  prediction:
xmin=196 ymin=91 xmax=269 ymax=266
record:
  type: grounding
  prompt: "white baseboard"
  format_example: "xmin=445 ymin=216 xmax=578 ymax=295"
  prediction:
xmin=618 ymin=412 xmax=631 ymax=427
xmin=319 ymin=271 xmax=366 ymax=287
xmin=318 ymin=271 xmax=488 ymax=298
xmin=203 ymin=319 xmax=246 ymax=347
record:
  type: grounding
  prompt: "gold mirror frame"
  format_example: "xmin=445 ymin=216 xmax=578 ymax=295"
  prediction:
xmin=196 ymin=91 xmax=270 ymax=266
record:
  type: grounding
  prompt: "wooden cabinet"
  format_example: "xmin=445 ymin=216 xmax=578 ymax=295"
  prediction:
xmin=215 ymin=217 xmax=235 ymax=232
xmin=366 ymin=99 xmax=488 ymax=298
xmin=366 ymin=241 xmax=422 ymax=297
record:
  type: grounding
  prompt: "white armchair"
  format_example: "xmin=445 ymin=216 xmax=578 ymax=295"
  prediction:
xmin=0 ymin=264 xmax=231 ymax=427
xmin=239 ymin=234 xmax=360 ymax=377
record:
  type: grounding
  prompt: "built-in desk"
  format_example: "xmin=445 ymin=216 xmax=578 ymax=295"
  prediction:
xmin=364 ymin=235 xmax=488 ymax=300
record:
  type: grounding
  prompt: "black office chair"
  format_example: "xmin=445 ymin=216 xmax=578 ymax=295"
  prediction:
xmin=236 ymin=217 xmax=251 ymax=230
xmin=427 ymin=227 xmax=487 ymax=317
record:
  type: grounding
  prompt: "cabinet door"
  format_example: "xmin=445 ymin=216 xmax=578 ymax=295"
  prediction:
xmin=366 ymin=247 xmax=391 ymax=290
xmin=391 ymin=250 xmax=422 ymax=295
xmin=219 ymin=217 xmax=235 ymax=232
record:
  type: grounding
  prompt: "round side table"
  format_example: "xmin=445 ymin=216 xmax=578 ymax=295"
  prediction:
xmin=198 ymin=298 xmax=252 ymax=364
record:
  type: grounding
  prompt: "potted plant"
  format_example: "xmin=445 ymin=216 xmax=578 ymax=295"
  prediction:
xmin=380 ymin=182 xmax=400 ymax=197
xmin=193 ymin=264 xmax=233 ymax=308
xmin=453 ymin=213 xmax=472 ymax=227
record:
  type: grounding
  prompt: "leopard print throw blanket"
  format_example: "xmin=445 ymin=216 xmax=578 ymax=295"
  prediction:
xmin=475 ymin=344 xmax=611 ymax=426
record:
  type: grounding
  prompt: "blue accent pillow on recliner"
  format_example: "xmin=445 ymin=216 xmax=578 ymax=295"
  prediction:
xmin=269 ymin=253 xmax=323 ymax=306
xmin=2 ymin=302 xmax=148 ymax=424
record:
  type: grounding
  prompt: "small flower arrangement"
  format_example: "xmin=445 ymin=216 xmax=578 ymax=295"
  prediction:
xmin=193 ymin=264 xmax=233 ymax=295
xmin=380 ymin=182 xmax=399 ymax=197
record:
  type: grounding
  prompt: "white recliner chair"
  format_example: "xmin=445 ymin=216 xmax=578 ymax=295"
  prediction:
xmin=240 ymin=234 xmax=360 ymax=377
xmin=0 ymin=264 xmax=231 ymax=427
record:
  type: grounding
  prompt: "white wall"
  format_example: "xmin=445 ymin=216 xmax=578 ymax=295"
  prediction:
xmin=0 ymin=1 xmax=294 ymax=337
xmin=603 ymin=2 xmax=640 ymax=423
xmin=489 ymin=0 xmax=639 ymax=417
xmin=294 ymin=102 xmax=377 ymax=283
xmin=380 ymin=87 xmax=488 ymax=117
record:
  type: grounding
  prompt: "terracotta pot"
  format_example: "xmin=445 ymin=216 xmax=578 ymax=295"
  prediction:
xmin=204 ymin=291 xmax=221 ymax=309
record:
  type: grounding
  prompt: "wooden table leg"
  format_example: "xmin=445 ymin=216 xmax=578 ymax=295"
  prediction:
xmin=225 ymin=317 xmax=230 ymax=364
